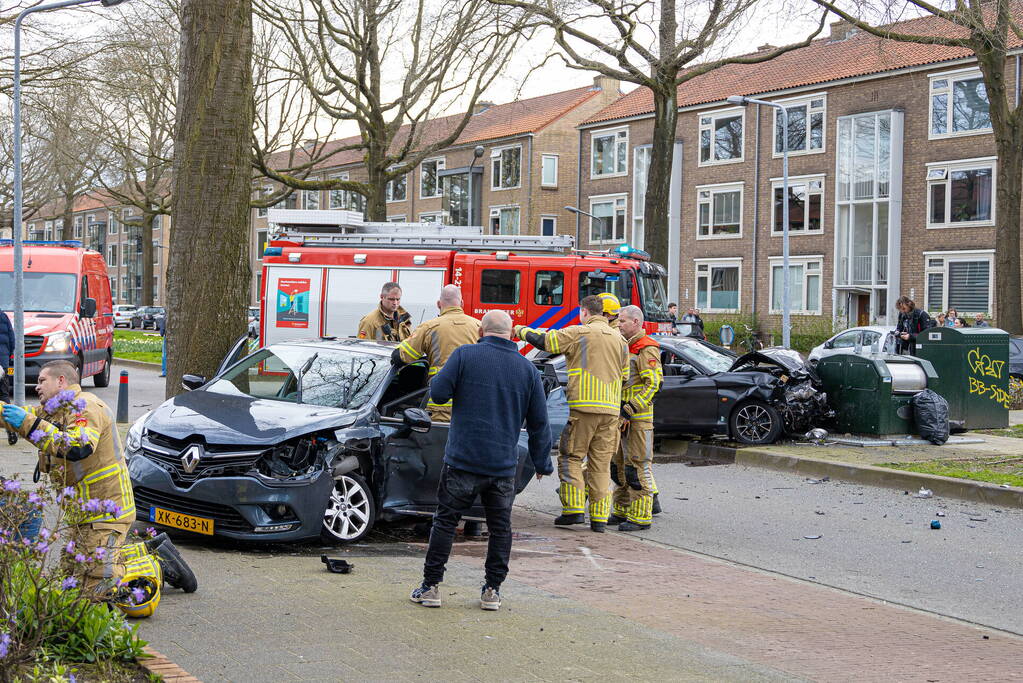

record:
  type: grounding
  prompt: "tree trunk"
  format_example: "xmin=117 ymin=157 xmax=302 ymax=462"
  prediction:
xmin=642 ymin=86 xmax=678 ymax=270
xmin=141 ymin=212 xmax=155 ymax=307
xmin=60 ymin=191 xmax=75 ymax=241
xmin=365 ymin=165 xmax=388 ymax=221
xmin=167 ymin=0 xmax=253 ymax=396
xmin=993 ymin=130 xmax=1022 ymax=333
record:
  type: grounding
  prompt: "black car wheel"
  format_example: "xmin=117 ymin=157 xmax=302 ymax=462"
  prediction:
xmin=320 ymin=472 xmax=375 ymax=544
xmin=729 ymin=400 xmax=783 ymax=445
xmin=93 ymin=350 xmax=112 ymax=388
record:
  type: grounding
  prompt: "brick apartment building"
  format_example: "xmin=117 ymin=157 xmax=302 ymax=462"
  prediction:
xmin=577 ymin=13 xmax=1022 ymax=330
xmin=249 ymin=77 xmax=620 ymax=302
xmin=21 ymin=192 xmax=172 ymax=307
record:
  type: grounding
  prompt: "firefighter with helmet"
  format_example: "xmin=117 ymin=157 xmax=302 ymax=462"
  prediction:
xmin=358 ymin=282 xmax=412 ymax=342
xmin=393 ymin=284 xmax=480 ymax=422
xmin=0 ymin=360 xmax=197 ymax=618
xmin=515 ymin=295 xmax=628 ymax=532
xmin=608 ymin=305 xmax=662 ymax=531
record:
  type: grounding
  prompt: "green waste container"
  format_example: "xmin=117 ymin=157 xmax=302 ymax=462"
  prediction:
xmin=914 ymin=326 xmax=1009 ymax=431
xmin=816 ymin=353 xmax=938 ymax=435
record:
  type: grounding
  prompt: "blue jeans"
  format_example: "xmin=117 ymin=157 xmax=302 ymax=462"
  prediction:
xmin=161 ymin=336 xmax=167 ymax=375
xmin=423 ymin=465 xmax=515 ymax=588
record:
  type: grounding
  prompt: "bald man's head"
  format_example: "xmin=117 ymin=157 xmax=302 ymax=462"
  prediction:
xmin=438 ymin=284 xmax=462 ymax=309
xmin=480 ymin=310 xmax=513 ymax=339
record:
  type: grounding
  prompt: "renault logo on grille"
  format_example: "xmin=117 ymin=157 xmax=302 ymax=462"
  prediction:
xmin=180 ymin=444 xmax=203 ymax=474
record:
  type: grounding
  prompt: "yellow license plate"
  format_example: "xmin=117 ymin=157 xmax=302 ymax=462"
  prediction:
xmin=149 ymin=507 xmax=214 ymax=535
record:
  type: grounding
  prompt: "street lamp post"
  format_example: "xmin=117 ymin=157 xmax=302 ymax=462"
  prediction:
xmin=11 ymin=0 xmax=130 ymax=404
xmin=564 ymin=205 xmax=607 ymax=251
xmin=727 ymin=95 xmax=791 ymax=349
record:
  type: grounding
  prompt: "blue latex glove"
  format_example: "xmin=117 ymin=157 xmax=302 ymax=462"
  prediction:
xmin=2 ymin=404 xmax=28 ymax=429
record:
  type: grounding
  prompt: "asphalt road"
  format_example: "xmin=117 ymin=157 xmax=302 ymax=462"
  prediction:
xmin=86 ymin=359 xmax=167 ymax=425
xmin=514 ymin=461 xmax=1023 ymax=635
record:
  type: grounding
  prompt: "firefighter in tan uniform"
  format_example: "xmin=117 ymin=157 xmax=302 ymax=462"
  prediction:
xmin=358 ymin=282 xmax=412 ymax=342
xmin=1 ymin=361 xmax=196 ymax=617
xmin=393 ymin=284 xmax=480 ymax=422
xmin=608 ymin=306 xmax=662 ymax=531
xmin=515 ymin=295 xmax=628 ymax=532
xmin=598 ymin=292 xmax=622 ymax=330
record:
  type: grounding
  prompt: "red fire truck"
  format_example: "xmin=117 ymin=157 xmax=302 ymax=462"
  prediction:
xmin=256 ymin=211 xmax=673 ymax=348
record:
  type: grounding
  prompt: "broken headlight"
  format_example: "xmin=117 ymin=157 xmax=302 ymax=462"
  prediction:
xmin=254 ymin=436 xmax=327 ymax=480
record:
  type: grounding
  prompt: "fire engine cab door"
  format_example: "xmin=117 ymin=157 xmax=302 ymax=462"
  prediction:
xmin=263 ymin=266 xmax=323 ymax=346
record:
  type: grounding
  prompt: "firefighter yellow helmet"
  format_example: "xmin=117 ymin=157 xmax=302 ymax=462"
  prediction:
xmin=598 ymin=292 xmax=621 ymax=317
xmin=115 ymin=552 xmax=163 ymax=618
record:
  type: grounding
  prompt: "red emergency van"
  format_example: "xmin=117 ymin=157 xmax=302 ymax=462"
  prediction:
xmin=0 ymin=240 xmax=114 ymax=386
xmin=256 ymin=216 xmax=673 ymax=348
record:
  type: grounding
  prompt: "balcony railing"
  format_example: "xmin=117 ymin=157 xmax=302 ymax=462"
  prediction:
xmin=838 ymin=255 xmax=888 ymax=286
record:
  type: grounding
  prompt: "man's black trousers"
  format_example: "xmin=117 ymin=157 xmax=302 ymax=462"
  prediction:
xmin=423 ymin=465 xmax=515 ymax=588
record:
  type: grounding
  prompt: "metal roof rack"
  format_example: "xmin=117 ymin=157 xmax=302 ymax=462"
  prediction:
xmin=266 ymin=209 xmax=574 ymax=252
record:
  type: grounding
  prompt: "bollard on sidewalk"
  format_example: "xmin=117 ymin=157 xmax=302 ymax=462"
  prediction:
xmin=116 ymin=370 xmax=129 ymax=423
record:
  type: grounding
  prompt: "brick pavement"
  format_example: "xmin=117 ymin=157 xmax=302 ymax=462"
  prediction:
xmin=443 ymin=511 xmax=1023 ymax=682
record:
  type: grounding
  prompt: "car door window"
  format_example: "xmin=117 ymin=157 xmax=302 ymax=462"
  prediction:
xmin=831 ymin=331 xmax=859 ymax=348
xmin=861 ymin=331 xmax=881 ymax=347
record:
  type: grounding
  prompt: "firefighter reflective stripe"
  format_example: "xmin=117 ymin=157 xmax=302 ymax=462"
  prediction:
xmin=122 ymin=551 xmax=161 ymax=582
xmin=626 ymin=495 xmax=653 ymax=524
xmin=546 ymin=330 xmax=561 ymax=354
xmin=558 ymin=482 xmax=585 ymax=515
xmin=23 ymin=409 xmax=101 ymax=458
xmin=566 ymin=368 xmax=622 ymax=411
xmin=625 ymin=367 xmax=662 ymax=420
xmin=397 ymin=339 xmax=425 ymax=361
xmin=76 ymin=462 xmax=136 ymax=523
xmin=120 ymin=541 xmax=147 ymax=563
xmin=589 ymin=494 xmax=611 ymax=523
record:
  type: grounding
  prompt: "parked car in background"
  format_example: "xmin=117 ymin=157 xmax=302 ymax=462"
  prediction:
xmin=126 ymin=338 xmax=568 ymax=544
xmin=131 ymin=306 xmax=165 ymax=329
xmin=807 ymin=326 xmax=891 ymax=365
xmin=247 ymin=306 xmax=260 ymax=338
xmin=113 ymin=304 xmax=137 ymax=328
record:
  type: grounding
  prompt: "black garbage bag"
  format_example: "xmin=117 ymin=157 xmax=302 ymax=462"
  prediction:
xmin=911 ymin=389 xmax=950 ymax=445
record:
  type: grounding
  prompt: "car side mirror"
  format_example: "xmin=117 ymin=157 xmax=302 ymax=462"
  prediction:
xmin=678 ymin=364 xmax=696 ymax=376
xmin=403 ymin=408 xmax=431 ymax=433
xmin=181 ymin=374 xmax=206 ymax=391
xmin=79 ymin=297 xmax=97 ymax=318
xmin=823 ymin=341 xmax=833 ymax=349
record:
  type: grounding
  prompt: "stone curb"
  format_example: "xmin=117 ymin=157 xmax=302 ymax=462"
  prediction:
xmin=140 ymin=646 xmax=201 ymax=682
xmin=112 ymin=357 xmax=160 ymax=371
xmin=735 ymin=448 xmax=1023 ymax=508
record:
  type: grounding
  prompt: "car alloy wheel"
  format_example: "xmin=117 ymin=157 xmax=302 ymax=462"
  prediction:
xmin=730 ymin=400 xmax=783 ymax=445
xmin=321 ymin=472 xmax=375 ymax=543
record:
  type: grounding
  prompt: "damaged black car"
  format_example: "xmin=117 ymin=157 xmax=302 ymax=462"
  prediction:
xmin=126 ymin=338 xmax=568 ymax=544
xmin=655 ymin=338 xmax=831 ymax=444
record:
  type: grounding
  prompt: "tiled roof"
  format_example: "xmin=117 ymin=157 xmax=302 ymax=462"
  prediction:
xmin=266 ymin=84 xmax=604 ymax=172
xmin=584 ymin=6 xmax=1023 ymax=125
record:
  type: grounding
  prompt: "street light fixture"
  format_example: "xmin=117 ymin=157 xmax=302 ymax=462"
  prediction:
xmin=11 ymin=0 xmax=130 ymax=404
xmin=726 ymin=94 xmax=792 ymax=349
xmin=564 ymin=205 xmax=607 ymax=251
xmin=467 ymin=145 xmax=485 ymax=229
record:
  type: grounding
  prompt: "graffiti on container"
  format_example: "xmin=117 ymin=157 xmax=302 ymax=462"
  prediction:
xmin=968 ymin=377 xmax=1011 ymax=409
xmin=967 ymin=347 xmax=1009 ymax=408
xmin=967 ymin=348 xmax=1004 ymax=379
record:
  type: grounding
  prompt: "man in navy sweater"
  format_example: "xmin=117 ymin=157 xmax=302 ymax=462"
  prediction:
xmin=410 ymin=310 xmax=552 ymax=611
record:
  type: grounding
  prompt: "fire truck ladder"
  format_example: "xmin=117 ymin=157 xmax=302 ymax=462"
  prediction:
xmin=267 ymin=209 xmax=575 ymax=252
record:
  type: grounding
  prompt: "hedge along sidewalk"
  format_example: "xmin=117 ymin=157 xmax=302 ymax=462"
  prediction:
xmin=657 ymin=433 xmax=1023 ymax=509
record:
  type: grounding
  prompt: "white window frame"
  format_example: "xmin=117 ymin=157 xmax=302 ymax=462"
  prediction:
xmin=302 ymin=188 xmax=320 ymax=210
xmin=698 ymin=107 xmax=745 ymax=166
xmin=108 ymin=212 xmax=117 ymax=235
xmin=771 ymin=174 xmax=825 ymax=236
xmin=694 ymin=258 xmax=742 ymax=313
xmin=696 ymin=182 xmax=744 ymax=240
xmin=589 ymin=127 xmax=629 ymax=178
xmin=587 ymin=193 xmax=627 ymax=244
xmin=73 ymin=215 xmax=83 ymax=239
xmin=153 ymin=239 xmax=160 ymax=264
xmin=385 ymin=169 xmax=407 ymax=203
xmin=632 ymin=145 xmax=651 ymax=250
xmin=257 ymin=185 xmax=272 ymax=217
xmin=540 ymin=215 xmax=557 ymax=236
xmin=85 ymin=214 xmax=95 ymax=234
xmin=107 ymin=244 xmax=117 ymax=266
xmin=420 ymin=157 xmax=446 ymax=199
xmin=771 ymin=92 xmax=827 ymax=158
xmin=44 ymin=220 xmax=53 ymax=240
xmin=122 ymin=208 xmax=132 ymax=233
xmin=109 ymin=277 xmax=117 ymax=299
xmin=923 ymin=249 xmax=994 ymax=315
xmin=925 ymin=156 xmax=996 ymax=229
xmin=490 ymin=145 xmax=522 ymax=191
xmin=418 ymin=211 xmax=444 ymax=224
xmin=928 ymin=67 xmax=992 ymax=140
xmin=488 ymin=205 xmax=521 ymax=235
xmin=387 ymin=215 xmax=407 ymax=222
xmin=768 ymin=255 xmax=824 ymax=315
xmin=327 ymin=172 xmax=353 ymax=210
xmin=540 ymin=154 xmax=559 ymax=188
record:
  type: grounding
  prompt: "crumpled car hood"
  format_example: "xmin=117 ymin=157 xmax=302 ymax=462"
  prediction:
xmin=729 ymin=348 xmax=809 ymax=375
xmin=143 ymin=389 xmax=357 ymax=446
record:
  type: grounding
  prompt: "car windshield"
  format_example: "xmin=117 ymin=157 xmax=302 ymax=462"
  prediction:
xmin=145 ymin=307 xmax=164 ymax=314
xmin=638 ymin=274 xmax=671 ymax=321
xmin=0 ymin=272 xmax=77 ymax=313
xmin=674 ymin=341 xmax=733 ymax=373
xmin=206 ymin=345 xmax=390 ymax=409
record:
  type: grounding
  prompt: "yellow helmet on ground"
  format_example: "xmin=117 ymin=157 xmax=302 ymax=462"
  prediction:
xmin=598 ymin=292 xmax=621 ymax=317
xmin=115 ymin=552 xmax=163 ymax=618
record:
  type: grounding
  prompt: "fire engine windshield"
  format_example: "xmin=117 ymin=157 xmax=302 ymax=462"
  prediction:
xmin=0 ymin=272 xmax=78 ymax=313
xmin=638 ymin=274 xmax=671 ymax=321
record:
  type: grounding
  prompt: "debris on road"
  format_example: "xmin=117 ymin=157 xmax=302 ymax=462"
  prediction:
xmin=321 ymin=555 xmax=354 ymax=574
xmin=803 ymin=535 xmax=822 ymax=540
xmin=936 ymin=511 xmax=946 ymax=517
xmin=916 ymin=487 xmax=933 ymax=498
xmin=930 ymin=520 xmax=941 ymax=529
